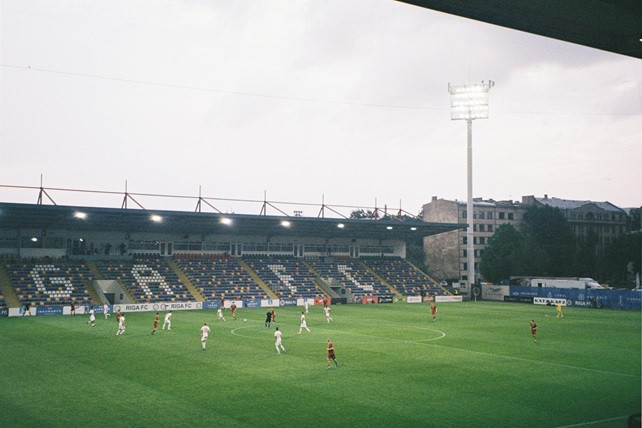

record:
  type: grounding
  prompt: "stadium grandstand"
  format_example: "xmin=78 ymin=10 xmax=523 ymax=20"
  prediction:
xmin=0 ymin=194 xmax=463 ymax=310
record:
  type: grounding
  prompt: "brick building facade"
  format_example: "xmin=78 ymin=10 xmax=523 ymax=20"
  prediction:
xmin=423 ymin=195 xmax=628 ymax=282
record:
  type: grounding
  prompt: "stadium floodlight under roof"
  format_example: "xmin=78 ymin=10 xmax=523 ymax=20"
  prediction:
xmin=448 ymin=81 xmax=494 ymax=120
xmin=73 ymin=211 xmax=87 ymax=219
xmin=150 ymin=214 xmax=163 ymax=223
xmin=448 ymin=80 xmax=495 ymax=292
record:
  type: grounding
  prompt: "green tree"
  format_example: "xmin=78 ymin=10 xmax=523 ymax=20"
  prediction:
xmin=350 ymin=209 xmax=375 ymax=219
xmin=479 ymin=224 xmax=522 ymax=283
xmin=521 ymin=205 xmax=575 ymax=276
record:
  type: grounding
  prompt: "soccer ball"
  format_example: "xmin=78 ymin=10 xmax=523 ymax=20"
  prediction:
xmin=243 ymin=319 xmax=247 ymax=322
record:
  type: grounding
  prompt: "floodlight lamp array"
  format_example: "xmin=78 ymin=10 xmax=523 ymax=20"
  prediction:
xmin=448 ymin=81 xmax=494 ymax=121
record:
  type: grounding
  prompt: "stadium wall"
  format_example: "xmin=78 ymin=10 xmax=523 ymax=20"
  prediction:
xmin=483 ymin=284 xmax=642 ymax=311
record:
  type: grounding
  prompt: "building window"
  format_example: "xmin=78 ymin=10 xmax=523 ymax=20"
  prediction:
xmin=498 ymin=212 xmax=505 ymax=220
xmin=463 ymin=263 xmax=468 ymax=270
xmin=487 ymin=212 xmax=493 ymax=219
xmin=461 ymin=211 xmax=467 ymax=218
xmin=473 ymin=237 xmax=478 ymax=244
xmin=479 ymin=237 xmax=486 ymax=245
xmin=508 ymin=213 xmax=514 ymax=220
xmin=463 ymin=237 xmax=468 ymax=245
xmin=473 ymin=224 xmax=477 ymax=232
xmin=479 ymin=224 xmax=485 ymax=232
xmin=463 ymin=250 xmax=467 ymax=257
xmin=487 ymin=224 xmax=493 ymax=232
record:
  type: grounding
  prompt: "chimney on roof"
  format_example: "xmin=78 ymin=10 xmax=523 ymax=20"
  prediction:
xmin=544 ymin=194 xmax=548 ymax=199
xmin=432 ymin=196 xmax=437 ymax=202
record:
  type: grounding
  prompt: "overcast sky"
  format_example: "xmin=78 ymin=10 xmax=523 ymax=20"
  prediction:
xmin=1 ymin=0 xmax=641 ymax=217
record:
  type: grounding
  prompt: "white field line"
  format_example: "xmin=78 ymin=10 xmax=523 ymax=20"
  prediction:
xmin=229 ymin=320 xmax=639 ymax=379
xmin=229 ymin=321 xmax=445 ymax=344
xmin=555 ymin=415 xmax=629 ymax=428
xmin=424 ymin=342 xmax=638 ymax=378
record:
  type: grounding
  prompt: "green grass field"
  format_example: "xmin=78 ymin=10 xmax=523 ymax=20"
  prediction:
xmin=0 ymin=302 xmax=639 ymax=427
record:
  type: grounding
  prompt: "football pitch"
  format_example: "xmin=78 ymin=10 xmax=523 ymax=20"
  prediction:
xmin=0 ymin=302 xmax=639 ymax=427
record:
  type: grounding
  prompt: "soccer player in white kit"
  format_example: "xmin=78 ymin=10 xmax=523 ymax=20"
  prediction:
xmin=297 ymin=312 xmax=311 ymax=335
xmin=217 ymin=307 xmax=226 ymax=321
xmin=162 ymin=311 xmax=172 ymax=330
xmin=87 ymin=307 xmax=96 ymax=326
xmin=103 ymin=304 xmax=110 ymax=319
xmin=324 ymin=306 xmax=333 ymax=323
xmin=274 ymin=327 xmax=286 ymax=354
xmin=200 ymin=322 xmax=210 ymax=351
xmin=116 ymin=315 xmax=126 ymax=336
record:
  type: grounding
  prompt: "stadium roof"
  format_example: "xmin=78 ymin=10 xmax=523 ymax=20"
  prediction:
xmin=0 ymin=202 xmax=463 ymax=240
xmin=398 ymin=0 xmax=642 ymax=59
xmin=533 ymin=197 xmax=626 ymax=213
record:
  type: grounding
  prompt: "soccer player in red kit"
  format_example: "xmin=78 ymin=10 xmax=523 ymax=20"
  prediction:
xmin=430 ymin=302 xmax=437 ymax=321
xmin=530 ymin=320 xmax=538 ymax=341
xmin=326 ymin=339 xmax=338 ymax=369
xmin=231 ymin=303 xmax=237 ymax=321
xmin=151 ymin=312 xmax=159 ymax=335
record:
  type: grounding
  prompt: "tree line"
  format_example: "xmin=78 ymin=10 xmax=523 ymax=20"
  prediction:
xmin=479 ymin=205 xmax=641 ymax=288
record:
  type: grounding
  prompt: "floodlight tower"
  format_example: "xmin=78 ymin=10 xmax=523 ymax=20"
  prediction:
xmin=448 ymin=80 xmax=494 ymax=294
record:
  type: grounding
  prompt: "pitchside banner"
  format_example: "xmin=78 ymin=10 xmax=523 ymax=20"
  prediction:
xmin=244 ymin=300 xmax=261 ymax=308
xmin=406 ymin=296 xmax=422 ymax=303
xmin=503 ymin=296 xmax=533 ymax=304
xmin=297 ymin=298 xmax=315 ymax=307
xmin=481 ymin=285 xmax=509 ymax=301
xmin=37 ymin=306 xmax=64 ymax=316
xmin=434 ymin=295 xmax=463 ymax=303
xmin=361 ymin=296 xmax=378 ymax=304
xmin=314 ymin=297 xmax=331 ymax=306
xmin=533 ymin=297 xmax=567 ymax=306
xmin=113 ymin=301 xmax=203 ymax=313
xmin=203 ymin=301 xmax=221 ymax=310
xmin=509 ymin=286 xmax=641 ymax=310
xmin=379 ymin=296 xmax=393 ymax=303
xmin=224 ymin=300 xmax=244 ymax=309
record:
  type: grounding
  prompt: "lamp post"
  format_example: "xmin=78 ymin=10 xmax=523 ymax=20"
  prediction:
xmin=448 ymin=80 xmax=494 ymax=294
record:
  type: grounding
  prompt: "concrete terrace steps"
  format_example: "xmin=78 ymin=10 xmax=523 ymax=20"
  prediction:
xmin=0 ymin=264 xmax=21 ymax=308
xmin=405 ymin=260 xmax=451 ymax=295
xmin=358 ymin=259 xmax=403 ymax=297
xmin=301 ymin=259 xmax=335 ymax=298
xmin=237 ymin=258 xmax=279 ymax=299
xmin=167 ymin=257 xmax=205 ymax=302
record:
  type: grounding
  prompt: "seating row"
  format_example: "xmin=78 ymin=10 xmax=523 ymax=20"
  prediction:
xmin=97 ymin=257 xmax=191 ymax=302
xmin=4 ymin=261 xmax=93 ymax=306
xmin=306 ymin=257 xmax=393 ymax=298
xmin=174 ymin=254 xmax=267 ymax=301
xmin=363 ymin=257 xmax=447 ymax=296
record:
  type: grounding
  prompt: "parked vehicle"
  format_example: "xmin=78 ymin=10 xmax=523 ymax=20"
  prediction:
xmin=527 ymin=277 xmax=604 ymax=290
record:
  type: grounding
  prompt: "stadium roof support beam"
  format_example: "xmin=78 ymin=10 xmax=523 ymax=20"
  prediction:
xmin=120 ymin=180 xmax=145 ymax=210
xmin=36 ymin=174 xmax=56 ymax=206
xmin=195 ymin=186 xmax=222 ymax=213
xmin=259 ymin=190 xmax=289 ymax=216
